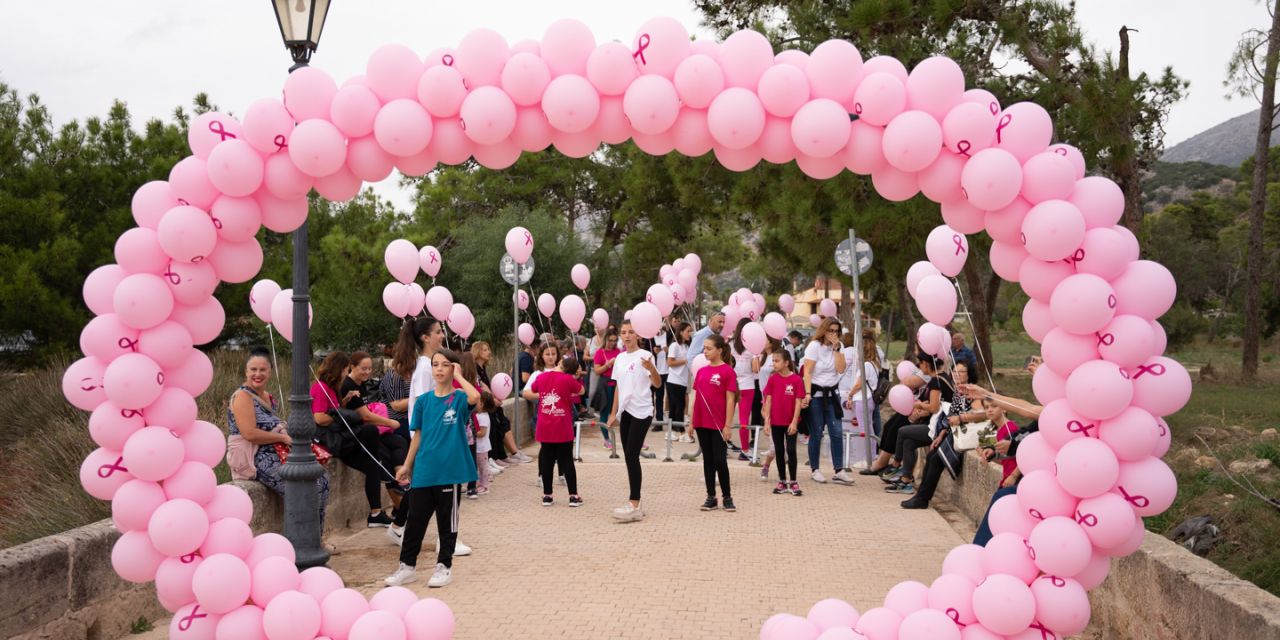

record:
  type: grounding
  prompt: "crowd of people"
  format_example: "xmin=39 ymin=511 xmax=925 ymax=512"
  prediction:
xmin=226 ymin=307 xmax=1043 ymax=589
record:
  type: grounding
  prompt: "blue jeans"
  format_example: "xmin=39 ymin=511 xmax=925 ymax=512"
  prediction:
xmin=973 ymin=485 xmax=1018 ymax=546
xmin=807 ymin=395 xmax=843 ymax=472
xmin=871 ymin=402 xmax=883 ymax=439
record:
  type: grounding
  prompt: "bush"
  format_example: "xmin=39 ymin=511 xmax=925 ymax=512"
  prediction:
xmin=1162 ymin=302 xmax=1208 ymax=352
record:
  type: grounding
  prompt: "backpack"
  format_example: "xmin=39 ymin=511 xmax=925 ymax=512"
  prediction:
xmin=870 ymin=367 xmax=892 ymax=405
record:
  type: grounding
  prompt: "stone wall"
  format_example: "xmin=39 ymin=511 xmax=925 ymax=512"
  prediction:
xmin=0 ymin=398 xmax=533 ymax=640
xmin=934 ymin=450 xmax=1280 ymax=639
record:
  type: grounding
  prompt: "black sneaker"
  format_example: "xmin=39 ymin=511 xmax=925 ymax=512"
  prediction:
xmin=901 ymin=497 xmax=928 ymax=509
xmin=737 ymin=452 xmax=750 ymax=461
xmin=700 ymin=496 xmax=718 ymax=511
xmin=466 ymin=490 xmax=478 ymax=500
xmin=728 ymin=442 xmax=742 ymax=452
xmin=858 ymin=467 xmax=882 ymax=476
xmin=569 ymin=495 xmax=583 ymax=507
xmin=723 ymin=497 xmax=736 ymax=512
xmin=542 ymin=495 xmax=554 ymax=507
xmin=367 ymin=511 xmax=393 ymax=528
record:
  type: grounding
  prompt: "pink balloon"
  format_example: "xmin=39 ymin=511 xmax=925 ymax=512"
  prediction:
xmin=1017 ymin=469 xmax=1079 ymax=521
xmin=263 ymin=153 xmax=314 ymax=200
xmin=750 ymin=116 xmax=792 ymax=163
xmin=807 ymin=598 xmax=860 ymax=632
xmin=104 ymin=351 xmax=165 ymax=409
xmin=624 ymin=75 xmax=680 ymax=135
xmin=80 ymin=314 xmax=140 ymax=364
xmin=218 ymin=605 xmax=267 ymax=640
xmin=542 ymin=74 xmax=600 ymax=134
xmin=995 ymin=102 xmax=1053 ymax=162
xmin=456 ymin=28 xmax=509 ymax=88
xmin=915 ymin=275 xmax=958 ymax=326
xmin=928 ymin=573 xmax=977 ymax=625
xmin=1069 ymin=176 xmax=1125 ymax=229
xmin=148 ymin=497 xmax=209 ymax=556
xmin=1038 ymin=398 xmax=1095 ymax=450
xmin=383 ymin=282 xmax=411 ymax=317
xmin=206 ymin=139 xmax=264 ymax=197
xmin=860 ymin=55 xmax=909 ymax=83
xmin=718 ymin=29 xmax=774 ymax=88
xmin=905 ymin=261 xmax=942 ymax=297
xmin=517 ymin=323 xmax=535 ymax=346
xmin=988 ymin=493 xmax=1038 ymax=539
xmin=920 ymin=153 xmax=968 ymax=205
xmin=1127 ymin=355 xmax=1191 ymax=417
xmin=123 ymin=425 xmax=185 ymax=482
xmin=741 ymin=322 xmax=767 ymax=354
xmin=806 ymin=40 xmax=862 ymax=104
xmin=982 ymin=198 xmax=1029 ymax=246
xmin=972 ymin=574 xmax=1036 ymax=636
xmin=560 ymin=294 xmax=587 ymax=333
xmin=289 ymin=119 xmax=347 ymax=178
xmin=257 ymin=190 xmax=308 ymax=233
xmin=164 ymin=348 xmax=214 ymax=396
xmin=887 ymin=384 xmax=915 ymax=415
xmin=365 ymin=44 xmax=424 ymax=102
xmin=168 ymin=602 xmax=221 ymax=637
xmin=250 ymin=279 xmax=282 ymax=324
xmin=791 ymin=99 xmax=852 ymax=158
xmin=844 ymin=120 xmax=887 ymax=175
xmin=942 ymin=544 xmax=987 ymax=584
xmin=114 ymin=227 xmax=168 ymax=277
xmin=169 ymin=156 xmax=218 ymax=209
xmin=916 ymin=322 xmax=950 ymax=357
xmin=630 ymin=301 xmax=663 ymax=339
xmin=1048 ymin=143 xmax=1087 ymax=180
xmin=1075 ymin=492 xmax=1139 ymax=549
xmin=961 ymin=148 xmax=1022 ymax=211
xmin=262 ymin=590 xmax=322 ymax=640
xmin=1030 ymin=575 xmax=1092 ymax=637
xmin=762 ymin=312 xmax=787 ymax=340
xmin=90 ymin=400 xmax=146 ymax=452
xmin=906 ymin=56 xmax=965 ymax=121
xmin=188 ymin=111 xmax=242 ymax=160
xmin=1049 ymin=274 xmax=1117 ymax=335
xmin=854 ymin=607 xmax=903 ymax=640
xmin=283 ymin=66 xmax=337 ymax=122
xmin=537 ymin=293 xmax=556 ymax=318
xmin=1110 ymin=260 xmax=1177 ymax=321
xmin=871 ymin=165 xmax=919 ymax=201
xmin=157 ymin=205 xmax=218 ymax=264
xmin=201 ymin=516 xmax=253 ymax=558
xmin=1022 ymin=199 xmax=1086 ymax=262
xmin=490 ymin=373 xmax=514 ymax=401
xmin=238 ymin=99 xmax=293 ymax=157
xmin=321 ymin=588 xmax=371 ymax=640
xmin=592 ymin=308 xmax=609 ymax=332
xmin=594 ymin=96 xmax=634 ymax=145
xmin=1028 ymin=515 xmax=1094 ymax=577
xmin=883 ymin=580 xmax=929 ymax=616
xmin=645 ymin=283 xmax=675 ymax=316
xmin=515 ymin=289 xmax=529 ymax=311
xmin=496 ymin=54 xmax=550 ymax=109
xmin=132 ymin=181 xmax=181 ymax=229
xmin=145 ymin=386 xmax=198 ymax=431
xmin=1098 ymin=512 xmax=1148 ymax=556
xmin=1019 ymin=258 xmax=1074 ymax=303
xmin=1096 ymin=314 xmax=1156 ymax=368
xmin=758 ymin=64 xmax=810 ymax=118
xmin=1031 ymin=355 xmax=1067 ymax=404
xmin=1075 ymin=552 xmax=1112 ymax=590
xmin=80 ymin=446 xmax=131 ymax=500
xmin=347 ymin=135 xmax=396 ymax=182
xmin=181 ymin=419 xmax=227 ymax=468
xmin=554 ymin=128 xmax=604 ymax=158
xmin=299 ymin=566 xmax=345 ymax=602
xmin=777 ymin=293 xmax=795 ymax=315
xmin=713 ymin=143 xmax=762 ymax=172
xmin=505 ymin=226 xmax=534 ymax=263
xmin=1020 ymin=151 xmax=1076 ymax=204
xmin=989 ymin=240 xmax=1028 ymax=282
xmin=329 ymin=84 xmax=381 ymax=139
xmin=112 ymin=529 xmax=166 ymax=583
xmin=417 ymin=65 xmax=467 ymax=118
xmin=708 ymin=88 xmax=767 ymax=149
xmin=585 ymin=42 xmax=637 ymax=97
xmin=541 ymin=18 xmax=595 ymax=76
xmin=155 ymin=554 xmax=201 ymax=612
xmin=206 ymin=236 xmax=263 ymax=284
xmin=1013 ymin=431 xmax=1057 ymax=475
xmin=899 ymin=609 xmax=961 ymax=640
xmin=1066 ymin=359 xmax=1133 ymax=420
xmin=797 ymin=151 xmax=846 ymax=179
xmin=250 ymin=555 xmax=301 ymax=608
xmin=630 ymin=16 xmax=691 ymax=78
xmin=246 ymin=532 xmax=295 ymax=568
xmin=375 ymin=99 xmax=433 ymax=157
xmin=460 ymin=86 xmax=517 ymax=145
xmin=384 ymin=239 xmax=419 ymax=284
xmin=762 ymin=614 xmax=821 ymax=640
xmin=852 ymin=71 xmax=909 ymax=128
xmin=210 ymin=195 xmax=262 ymax=243
xmin=925 ymin=225 xmax=969 ymax=277
xmin=1055 ymin=437 xmax=1119 ymax=499
xmin=1099 ymin=406 xmax=1160 ymax=462
xmin=882 ymin=110 xmax=943 ymax=172
xmin=1040 ymin=328 xmax=1099 ymax=379
xmin=84 ymin=264 xmax=127 ymax=315
xmin=404 ymin=598 xmax=456 ymax=639
xmin=1073 ymin=227 xmax=1134 ymax=282
xmin=819 ymin=298 xmax=838 ymax=318
xmin=942 ymin=101 xmax=996 ymax=156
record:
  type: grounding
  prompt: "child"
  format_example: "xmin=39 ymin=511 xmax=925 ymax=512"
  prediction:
xmin=688 ymin=334 xmax=738 ymax=512
xmin=762 ymin=349 xmax=804 ymax=496
xmin=384 ymin=349 xmax=479 ymax=589
xmin=606 ymin=321 xmax=662 ymax=522
xmin=470 ymin=391 xmax=498 ymax=498
xmin=987 ymin=403 xmax=1021 ymax=485
xmin=524 ymin=357 xmax=584 ymax=507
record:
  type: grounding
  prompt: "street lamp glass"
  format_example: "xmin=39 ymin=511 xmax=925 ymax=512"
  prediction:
xmin=271 ymin=0 xmax=330 ymax=51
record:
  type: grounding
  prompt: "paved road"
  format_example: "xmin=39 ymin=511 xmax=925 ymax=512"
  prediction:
xmin=131 ymin=428 xmax=966 ymax=639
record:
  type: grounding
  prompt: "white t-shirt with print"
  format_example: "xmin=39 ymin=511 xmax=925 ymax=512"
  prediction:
xmin=612 ymin=349 xmax=656 ymax=418
xmin=732 ymin=346 xmax=756 ymax=392
xmin=653 ymin=332 xmax=669 ymax=375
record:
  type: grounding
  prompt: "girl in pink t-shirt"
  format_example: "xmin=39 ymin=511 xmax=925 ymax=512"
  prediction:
xmin=688 ymin=334 xmax=738 ymax=512
xmin=523 ymin=357 xmax=584 ymax=507
xmin=762 ymin=350 xmax=805 ymax=496
xmin=987 ymin=404 xmax=1021 ymax=483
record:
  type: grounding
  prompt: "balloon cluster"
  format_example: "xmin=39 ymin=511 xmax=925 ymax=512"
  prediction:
xmin=626 ymin=253 xmax=703 ymax=339
xmin=379 ymin=238 xmax=477 ymax=340
xmin=244 ymin=279 xmax=313 ymax=342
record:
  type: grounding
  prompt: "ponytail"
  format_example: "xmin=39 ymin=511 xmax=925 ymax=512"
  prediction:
xmin=392 ymin=316 xmax=438 ymax=379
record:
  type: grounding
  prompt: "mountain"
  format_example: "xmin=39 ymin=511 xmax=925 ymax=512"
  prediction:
xmin=1161 ymin=108 xmax=1280 ymax=167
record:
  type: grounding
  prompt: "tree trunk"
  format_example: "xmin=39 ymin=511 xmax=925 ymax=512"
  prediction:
xmin=1116 ymin=26 xmax=1146 ymax=233
xmin=961 ymin=258 xmax=1000 ymax=383
xmin=898 ymin=281 xmax=919 ymax=359
xmin=1244 ymin=1 xmax=1280 ymax=381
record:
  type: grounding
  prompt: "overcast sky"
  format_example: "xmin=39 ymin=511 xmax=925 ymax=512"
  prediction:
xmin=0 ymin=1 xmax=1269 ymax=210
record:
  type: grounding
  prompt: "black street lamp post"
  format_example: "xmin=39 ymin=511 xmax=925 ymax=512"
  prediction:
xmin=269 ymin=0 xmax=332 ymax=569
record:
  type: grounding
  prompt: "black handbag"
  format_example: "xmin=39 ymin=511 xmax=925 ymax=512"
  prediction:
xmin=319 ymin=407 xmax=365 ymax=456
xmin=871 ymin=368 xmax=892 ymax=405
xmin=936 ymin=430 xmax=963 ymax=480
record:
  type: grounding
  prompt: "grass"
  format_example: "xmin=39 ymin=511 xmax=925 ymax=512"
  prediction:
xmin=129 ymin=617 xmax=154 ymax=634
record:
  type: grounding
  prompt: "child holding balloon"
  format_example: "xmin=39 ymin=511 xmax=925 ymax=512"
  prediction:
xmin=384 ymin=349 xmax=479 ymax=589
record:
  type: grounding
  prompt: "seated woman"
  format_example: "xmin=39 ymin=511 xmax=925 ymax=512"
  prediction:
xmin=226 ymin=348 xmax=332 ymax=547
xmin=311 ymin=351 xmax=403 ymax=528
xmin=861 ymin=354 xmax=947 ymax=486
xmin=900 ymin=400 xmax=1014 ymax=510
xmin=343 ymin=351 xmax=410 ymax=520
xmin=884 ymin=361 xmax=985 ymax=495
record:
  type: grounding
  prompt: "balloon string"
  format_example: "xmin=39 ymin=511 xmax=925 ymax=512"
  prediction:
xmin=525 ymin=282 xmax=548 ymax=335
xmin=266 ymin=323 xmax=286 ymax=413
xmin=950 ymin=275 xmax=999 ymax=394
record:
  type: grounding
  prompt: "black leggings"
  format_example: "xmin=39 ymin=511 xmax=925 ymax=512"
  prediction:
xmin=619 ymin=412 xmax=651 ymax=501
xmin=653 ymin=374 xmax=667 ymax=423
xmin=399 ymin=484 xmax=459 ymax=568
xmin=667 ymin=384 xmax=687 ymax=431
xmin=338 ymin=425 xmax=398 ymax=510
xmin=696 ymin=428 xmax=732 ymax=498
xmin=880 ymin=412 xmax=911 ymax=456
xmin=538 ymin=441 xmax=577 ymax=495
xmin=914 ymin=448 xmax=956 ymax=505
xmin=770 ymin=426 xmax=798 ymax=482
xmin=896 ymin=424 xmax=932 ymax=478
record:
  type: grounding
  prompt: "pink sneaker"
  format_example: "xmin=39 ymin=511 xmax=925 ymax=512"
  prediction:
xmin=603 ymin=441 xmax=614 ymax=450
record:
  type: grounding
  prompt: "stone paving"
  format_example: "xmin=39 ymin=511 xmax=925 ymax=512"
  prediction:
xmin=132 ymin=427 xmax=966 ymax=639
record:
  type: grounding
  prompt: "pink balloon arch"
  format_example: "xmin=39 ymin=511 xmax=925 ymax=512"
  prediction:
xmin=66 ymin=15 xmax=1189 ymax=640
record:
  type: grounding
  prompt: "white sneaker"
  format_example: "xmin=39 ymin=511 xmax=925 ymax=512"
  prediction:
xmin=386 ymin=525 xmax=404 ymax=546
xmin=678 ymin=434 xmax=694 ymax=443
xmin=612 ymin=504 xmax=645 ymax=522
xmin=384 ymin=562 xmax=416 ymax=586
xmin=487 ymin=460 xmax=504 ymax=475
xmin=452 ymin=539 xmax=472 ymax=556
xmin=833 ymin=470 xmax=855 ymax=484
xmin=427 ymin=563 xmax=452 ymax=588
xmin=811 ymin=470 xmax=827 ymax=483
xmin=514 ymin=451 xmax=533 ymax=464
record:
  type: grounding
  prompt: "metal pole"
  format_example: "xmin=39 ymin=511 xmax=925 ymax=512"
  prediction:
xmin=278 ymin=218 xmax=329 ymax=569
xmin=849 ymin=228 xmax=874 ymax=467
xmin=512 ymin=263 xmax=520 ymax=450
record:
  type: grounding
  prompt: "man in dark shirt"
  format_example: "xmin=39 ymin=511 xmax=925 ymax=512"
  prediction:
xmin=517 ymin=343 xmax=537 ymax=391
xmin=951 ymin=333 xmax=978 ymax=376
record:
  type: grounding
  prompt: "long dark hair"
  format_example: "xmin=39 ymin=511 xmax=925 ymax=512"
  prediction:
xmin=535 ymin=342 xmax=561 ymax=372
xmin=459 ymin=352 xmax=479 ymax=386
xmin=393 ymin=317 xmax=439 ymax=379
xmin=317 ymin=351 xmax=349 ymax=394
xmin=730 ymin=317 xmax=751 ymax=354
xmin=674 ymin=321 xmax=692 ymax=346
xmin=705 ymin=333 xmax=734 ymax=368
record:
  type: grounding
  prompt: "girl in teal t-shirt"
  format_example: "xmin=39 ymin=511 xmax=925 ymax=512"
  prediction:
xmin=384 ymin=350 xmax=480 ymax=589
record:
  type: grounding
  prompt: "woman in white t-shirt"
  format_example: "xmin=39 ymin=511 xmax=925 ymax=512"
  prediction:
xmin=803 ymin=317 xmax=849 ymax=484
xmin=606 ymin=320 xmax=662 ymax=522
xmin=729 ymin=318 xmax=760 ymax=459
xmin=650 ymin=322 xmax=670 ymax=429
xmin=839 ymin=332 xmax=881 ymax=469
xmin=665 ymin=322 xmax=693 ymax=440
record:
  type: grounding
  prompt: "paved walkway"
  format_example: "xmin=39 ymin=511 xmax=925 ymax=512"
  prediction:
xmin=132 ymin=428 xmax=966 ymax=639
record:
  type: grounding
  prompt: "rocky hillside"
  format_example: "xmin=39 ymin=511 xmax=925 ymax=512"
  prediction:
xmin=1162 ymin=108 xmax=1280 ymax=167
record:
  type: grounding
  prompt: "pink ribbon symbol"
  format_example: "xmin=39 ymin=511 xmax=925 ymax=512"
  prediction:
xmin=1117 ymin=485 xmax=1150 ymax=508
xmin=163 ymin=265 xmax=181 ymax=286
xmin=429 ymin=251 xmax=439 ymax=263
xmin=97 ymin=457 xmax=128 ymax=478
xmin=1047 ymin=575 xmax=1067 ymax=587
xmin=157 ymin=372 xmax=166 ymax=386
xmin=1020 ymin=232 xmax=1027 ymax=245
xmin=1096 ymin=332 xmax=1115 ymax=347
xmin=633 ymin=33 xmax=651 ymax=65
xmin=442 ymin=54 xmax=454 ymax=66
xmin=1075 ymin=510 xmax=1098 ymax=527
xmin=853 ymin=102 xmax=863 ymax=114
xmin=1132 ymin=363 xmax=1166 ymax=379
xmin=191 ymin=255 xmax=204 ymax=263
xmin=180 ymin=550 xmax=202 ymax=563
xmin=1107 ymin=294 xmax=1117 ymax=309
xmin=1054 ymin=147 xmax=1068 ymax=157
xmin=121 ymin=408 xmax=143 ymax=419
xmin=952 ymin=234 xmax=966 ymax=255
xmin=117 ymin=336 xmax=139 ymax=351
xmin=1158 ymin=420 xmax=1168 ymax=436
xmin=210 ymin=216 xmax=223 ymax=230
xmin=989 ymin=101 xmax=1000 ymax=116
xmin=459 ymin=118 xmax=467 ymax=131
xmin=945 ymin=608 xmax=966 ymax=628
xmin=1063 ymin=248 xmax=1085 ymax=264
xmin=524 ymin=230 xmax=533 ymax=246
xmin=1028 ymin=508 xmax=1045 ymax=520
xmin=208 ymin=121 xmax=236 ymax=141
xmin=273 ymin=134 xmax=288 ymax=151
xmin=956 ymin=140 xmax=972 ymax=157
xmin=79 ymin=378 xmax=99 ymax=392
xmin=995 ymin=113 xmax=1013 ymax=143
xmin=1024 ymin=539 xmax=1037 ymax=560
xmin=1066 ymin=420 xmax=1096 ymax=437
xmin=177 ymin=605 xmax=208 ymax=632
xmin=176 ymin=198 xmax=190 ymax=206
xmin=1028 ymin=622 xmax=1057 ymax=640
